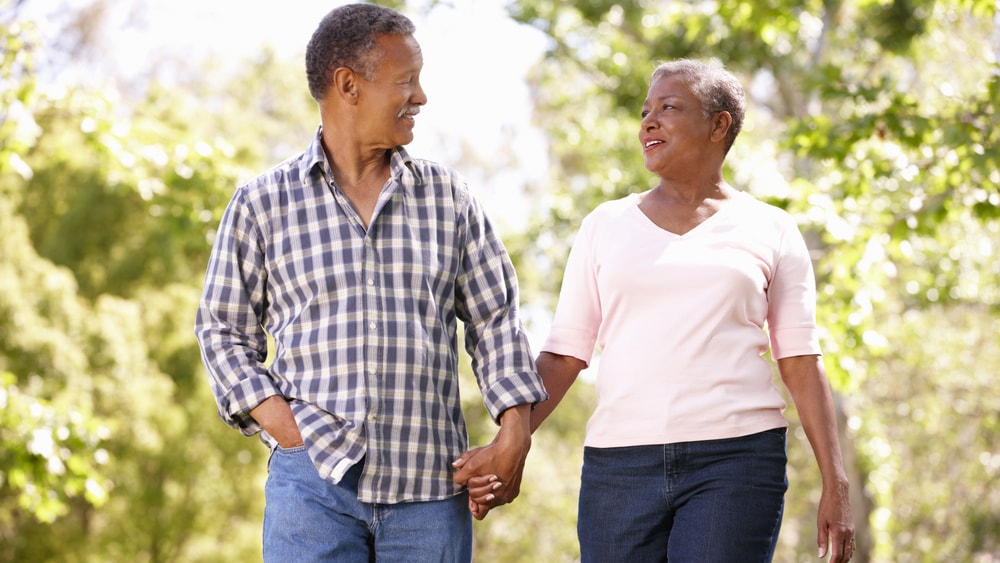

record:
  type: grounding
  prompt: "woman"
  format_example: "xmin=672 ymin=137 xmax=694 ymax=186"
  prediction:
xmin=530 ymin=59 xmax=855 ymax=562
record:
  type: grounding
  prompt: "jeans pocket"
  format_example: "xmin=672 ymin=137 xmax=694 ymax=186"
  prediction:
xmin=267 ymin=443 xmax=308 ymax=472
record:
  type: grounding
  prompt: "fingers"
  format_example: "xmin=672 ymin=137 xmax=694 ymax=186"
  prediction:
xmin=466 ymin=475 xmax=502 ymax=504
xmin=452 ymin=446 xmax=490 ymax=484
xmin=488 ymin=471 xmax=522 ymax=506
xmin=469 ymin=499 xmax=490 ymax=520
xmin=452 ymin=440 xmax=528 ymax=512
xmin=820 ymin=526 xmax=856 ymax=562
xmin=466 ymin=477 xmax=500 ymax=520
xmin=831 ymin=531 xmax=856 ymax=562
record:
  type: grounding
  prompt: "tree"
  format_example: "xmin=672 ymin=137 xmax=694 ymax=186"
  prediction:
xmin=0 ymin=9 xmax=110 ymax=556
xmin=0 ymin=4 xmax=291 ymax=559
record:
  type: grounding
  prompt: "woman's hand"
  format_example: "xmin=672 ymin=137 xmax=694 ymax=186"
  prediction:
xmin=462 ymin=468 xmax=503 ymax=520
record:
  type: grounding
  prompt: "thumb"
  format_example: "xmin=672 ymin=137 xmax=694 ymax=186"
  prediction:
xmin=452 ymin=456 xmax=470 ymax=484
xmin=818 ymin=528 xmax=829 ymax=558
xmin=452 ymin=448 xmax=482 ymax=484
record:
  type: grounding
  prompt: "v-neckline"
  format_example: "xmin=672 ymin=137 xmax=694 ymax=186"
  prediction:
xmin=629 ymin=191 xmax=740 ymax=238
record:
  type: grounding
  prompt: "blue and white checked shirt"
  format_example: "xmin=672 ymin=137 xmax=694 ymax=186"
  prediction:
xmin=195 ymin=128 xmax=547 ymax=504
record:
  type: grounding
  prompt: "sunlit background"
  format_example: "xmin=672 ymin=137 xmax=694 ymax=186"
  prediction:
xmin=17 ymin=0 xmax=549 ymax=226
xmin=3 ymin=0 xmax=999 ymax=561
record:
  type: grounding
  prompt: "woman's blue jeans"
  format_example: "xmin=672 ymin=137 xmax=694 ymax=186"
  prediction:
xmin=263 ymin=447 xmax=472 ymax=562
xmin=578 ymin=428 xmax=788 ymax=563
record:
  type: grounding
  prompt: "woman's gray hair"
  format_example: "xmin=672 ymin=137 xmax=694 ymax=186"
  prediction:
xmin=651 ymin=58 xmax=746 ymax=153
xmin=305 ymin=3 xmax=416 ymax=101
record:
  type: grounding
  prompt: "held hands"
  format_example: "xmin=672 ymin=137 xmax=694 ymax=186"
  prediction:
xmin=452 ymin=405 xmax=532 ymax=520
xmin=459 ymin=459 xmax=508 ymax=520
xmin=452 ymin=440 xmax=528 ymax=520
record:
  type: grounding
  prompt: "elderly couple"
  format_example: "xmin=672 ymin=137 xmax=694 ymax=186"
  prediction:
xmin=194 ymin=4 xmax=854 ymax=562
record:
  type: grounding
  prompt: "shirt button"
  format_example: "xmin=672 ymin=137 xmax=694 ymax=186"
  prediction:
xmin=367 ymin=278 xmax=375 ymax=286
xmin=369 ymin=321 xmax=377 ymax=330
xmin=367 ymin=413 xmax=377 ymax=422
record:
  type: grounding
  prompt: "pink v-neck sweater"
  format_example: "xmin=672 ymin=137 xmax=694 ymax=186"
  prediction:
xmin=542 ymin=191 xmax=821 ymax=447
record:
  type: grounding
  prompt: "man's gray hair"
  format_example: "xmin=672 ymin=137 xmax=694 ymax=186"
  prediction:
xmin=305 ymin=3 xmax=416 ymax=101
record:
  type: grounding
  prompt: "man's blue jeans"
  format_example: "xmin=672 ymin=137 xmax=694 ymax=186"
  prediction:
xmin=263 ymin=447 xmax=472 ymax=562
xmin=578 ymin=428 xmax=788 ymax=562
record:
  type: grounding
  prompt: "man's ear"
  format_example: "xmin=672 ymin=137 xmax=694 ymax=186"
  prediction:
xmin=710 ymin=111 xmax=733 ymax=144
xmin=331 ymin=67 xmax=360 ymax=105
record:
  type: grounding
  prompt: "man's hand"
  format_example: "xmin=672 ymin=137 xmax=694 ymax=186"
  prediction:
xmin=249 ymin=395 xmax=303 ymax=448
xmin=452 ymin=404 xmax=532 ymax=519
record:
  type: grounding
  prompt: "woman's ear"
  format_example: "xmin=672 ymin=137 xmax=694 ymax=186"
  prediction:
xmin=710 ymin=111 xmax=733 ymax=144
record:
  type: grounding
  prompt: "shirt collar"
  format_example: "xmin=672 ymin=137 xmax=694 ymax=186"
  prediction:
xmin=303 ymin=125 xmax=417 ymax=188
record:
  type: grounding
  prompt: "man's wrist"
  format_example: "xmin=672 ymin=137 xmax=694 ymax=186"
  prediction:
xmin=496 ymin=404 xmax=531 ymax=446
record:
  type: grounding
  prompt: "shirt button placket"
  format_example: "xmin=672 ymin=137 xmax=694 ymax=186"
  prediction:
xmin=362 ymin=238 xmax=384 ymax=489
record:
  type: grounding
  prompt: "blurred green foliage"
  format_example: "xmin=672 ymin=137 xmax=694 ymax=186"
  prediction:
xmin=1 ymin=3 xmax=284 ymax=560
xmin=1 ymin=0 xmax=998 ymax=562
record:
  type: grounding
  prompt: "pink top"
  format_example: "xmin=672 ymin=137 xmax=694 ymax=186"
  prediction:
xmin=542 ymin=191 xmax=821 ymax=447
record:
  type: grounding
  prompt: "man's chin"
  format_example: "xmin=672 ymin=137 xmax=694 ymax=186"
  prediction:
xmin=394 ymin=131 xmax=415 ymax=147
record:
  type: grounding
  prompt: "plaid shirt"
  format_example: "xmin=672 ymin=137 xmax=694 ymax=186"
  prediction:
xmin=195 ymin=128 xmax=547 ymax=504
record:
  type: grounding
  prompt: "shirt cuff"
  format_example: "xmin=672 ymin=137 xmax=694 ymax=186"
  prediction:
xmin=481 ymin=370 xmax=549 ymax=424
xmin=221 ymin=376 xmax=282 ymax=436
xmin=541 ymin=327 xmax=596 ymax=366
xmin=769 ymin=325 xmax=821 ymax=360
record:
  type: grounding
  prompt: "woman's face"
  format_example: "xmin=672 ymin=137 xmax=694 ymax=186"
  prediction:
xmin=638 ymin=74 xmax=715 ymax=177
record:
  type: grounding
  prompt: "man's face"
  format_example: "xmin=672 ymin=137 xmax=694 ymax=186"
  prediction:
xmin=356 ymin=33 xmax=427 ymax=149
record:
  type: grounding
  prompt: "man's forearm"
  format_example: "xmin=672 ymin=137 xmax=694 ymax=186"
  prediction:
xmin=249 ymin=395 xmax=303 ymax=448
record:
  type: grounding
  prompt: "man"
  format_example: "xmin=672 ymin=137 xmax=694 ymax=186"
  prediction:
xmin=194 ymin=4 xmax=547 ymax=561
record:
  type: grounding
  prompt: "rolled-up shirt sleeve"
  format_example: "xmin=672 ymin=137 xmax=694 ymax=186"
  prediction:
xmin=194 ymin=187 xmax=279 ymax=435
xmin=454 ymin=186 xmax=548 ymax=422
